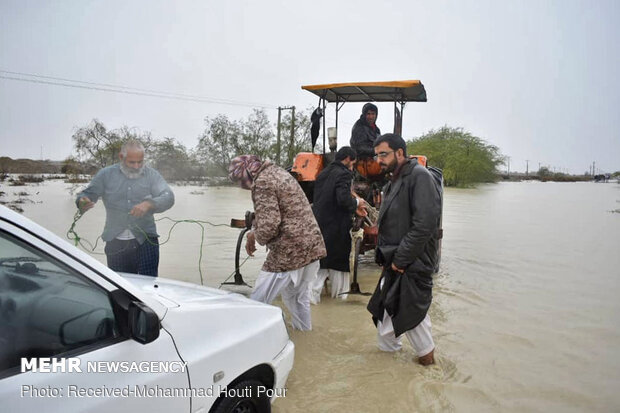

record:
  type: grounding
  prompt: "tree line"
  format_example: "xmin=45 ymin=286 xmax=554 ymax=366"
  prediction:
xmin=408 ymin=126 xmax=505 ymax=187
xmin=66 ymin=113 xmax=506 ymax=187
xmin=64 ymin=108 xmax=316 ymax=181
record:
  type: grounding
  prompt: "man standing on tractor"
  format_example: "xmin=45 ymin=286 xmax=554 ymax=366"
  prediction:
xmin=350 ymin=103 xmax=381 ymax=159
xmin=228 ymin=155 xmax=326 ymax=331
xmin=367 ymin=134 xmax=442 ymax=366
xmin=310 ymin=147 xmax=367 ymax=303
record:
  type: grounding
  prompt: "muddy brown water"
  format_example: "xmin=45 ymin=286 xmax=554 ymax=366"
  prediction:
xmin=6 ymin=179 xmax=620 ymax=412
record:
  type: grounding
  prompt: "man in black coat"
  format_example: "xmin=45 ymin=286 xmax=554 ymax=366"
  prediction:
xmin=367 ymin=134 xmax=442 ymax=365
xmin=350 ymin=103 xmax=381 ymax=159
xmin=311 ymin=147 xmax=367 ymax=303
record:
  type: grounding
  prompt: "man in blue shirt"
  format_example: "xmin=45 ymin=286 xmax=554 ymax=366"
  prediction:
xmin=76 ymin=140 xmax=175 ymax=276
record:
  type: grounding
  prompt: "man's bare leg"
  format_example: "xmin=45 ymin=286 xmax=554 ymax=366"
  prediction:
xmin=418 ymin=349 xmax=435 ymax=366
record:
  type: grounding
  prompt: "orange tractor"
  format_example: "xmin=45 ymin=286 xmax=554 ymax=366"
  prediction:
xmin=290 ymin=80 xmax=441 ymax=295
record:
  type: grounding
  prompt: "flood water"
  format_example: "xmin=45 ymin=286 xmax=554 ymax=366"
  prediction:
xmin=5 ymin=179 xmax=620 ymax=412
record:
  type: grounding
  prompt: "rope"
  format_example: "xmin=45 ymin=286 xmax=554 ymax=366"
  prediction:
xmin=67 ymin=212 xmax=249 ymax=286
xmin=67 ymin=209 xmax=103 ymax=252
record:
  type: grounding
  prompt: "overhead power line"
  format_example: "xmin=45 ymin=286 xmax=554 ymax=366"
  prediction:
xmin=0 ymin=69 xmax=277 ymax=109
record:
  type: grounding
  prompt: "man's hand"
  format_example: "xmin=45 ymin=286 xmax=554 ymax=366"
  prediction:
xmin=78 ymin=197 xmax=95 ymax=213
xmin=130 ymin=201 xmax=153 ymax=217
xmin=245 ymin=230 xmax=257 ymax=256
xmin=355 ymin=199 xmax=368 ymax=217
xmin=391 ymin=262 xmax=405 ymax=273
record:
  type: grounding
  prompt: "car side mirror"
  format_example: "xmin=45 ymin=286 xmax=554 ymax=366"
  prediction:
xmin=128 ymin=301 xmax=160 ymax=344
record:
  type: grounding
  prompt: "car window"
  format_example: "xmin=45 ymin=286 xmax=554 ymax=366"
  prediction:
xmin=0 ymin=230 xmax=121 ymax=375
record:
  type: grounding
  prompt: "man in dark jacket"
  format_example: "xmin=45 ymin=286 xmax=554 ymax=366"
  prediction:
xmin=367 ymin=134 xmax=442 ymax=365
xmin=350 ymin=103 xmax=381 ymax=159
xmin=310 ymin=147 xmax=367 ymax=303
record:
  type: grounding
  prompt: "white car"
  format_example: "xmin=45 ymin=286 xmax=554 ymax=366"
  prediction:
xmin=0 ymin=205 xmax=294 ymax=413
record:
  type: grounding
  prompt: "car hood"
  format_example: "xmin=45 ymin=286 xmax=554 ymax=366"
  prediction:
xmin=120 ymin=273 xmax=254 ymax=309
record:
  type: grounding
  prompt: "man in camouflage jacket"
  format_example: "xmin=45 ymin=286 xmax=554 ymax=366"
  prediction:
xmin=229 ymin=155 xmax=326 ymax=330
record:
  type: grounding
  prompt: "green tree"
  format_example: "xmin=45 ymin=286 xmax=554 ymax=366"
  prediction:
xmin=196 ymin=115 xmax=243 ymax=175
xmin=195 ymin=109 xmax=316 ymax=175
xmin=72 ymin=119 xmax=153 ymax=169
xmin=239 ymin=109 xmax=276 ymax=161
xmin=60 ymin=156 xmax=94 ymax=177
xmin=537 ymin=166 xmax=552 ymax=177
xmin=278 ymin=108 xmax=316 ymax=167
xmin=150 ymin=138 xmax=197 ymax=181
xmin=72 ymin=119 xmax=119 ymax=168
xmin=408 ymin=126 xmax=504 ymax=187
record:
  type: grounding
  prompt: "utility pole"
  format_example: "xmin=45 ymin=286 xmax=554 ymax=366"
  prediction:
xmin=506 ymin=156 xmax=510 ymax=175
xmin=525 ymin=159 xmax=530 ymax=176
xmin=276 ymin=106 xmax=295 ymax=166
xmin=289 ymin=106 xmax=295 ymax=165
xmin=276 ymin=108 xmax=282 ymax=166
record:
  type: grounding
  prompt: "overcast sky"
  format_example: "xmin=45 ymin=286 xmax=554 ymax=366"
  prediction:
xmin=1 ymin=0 xmax=618 ymax=174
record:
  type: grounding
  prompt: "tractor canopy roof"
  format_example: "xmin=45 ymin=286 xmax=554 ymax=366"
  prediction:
xmin=301 ymin=80 xmax=427 ymax=103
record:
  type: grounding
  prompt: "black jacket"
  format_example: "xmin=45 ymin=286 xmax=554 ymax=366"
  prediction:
xmin=350 ymin=118 xmax=381 ymax=158
xmin=312 ymin=161 xmax=357 ymax=272
xmin=367 ymin=159 xmax=442 ymax=336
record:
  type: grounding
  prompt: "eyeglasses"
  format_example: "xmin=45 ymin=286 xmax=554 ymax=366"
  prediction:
xmin=373 ymin=150 xmax=395 ymax=160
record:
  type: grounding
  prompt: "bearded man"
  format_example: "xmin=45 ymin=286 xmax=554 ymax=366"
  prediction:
xmin=367 ymin=134 xmax=442 ymax=365
xmin=76 ymin=140 xmax=175 ymax=276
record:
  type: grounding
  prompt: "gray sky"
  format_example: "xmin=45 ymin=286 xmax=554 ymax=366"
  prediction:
xmin=1 ymin=0 xmax=618 ymax=174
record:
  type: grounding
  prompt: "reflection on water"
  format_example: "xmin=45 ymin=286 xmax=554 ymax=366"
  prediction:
xmin=8 ymin=179 xmax=620 ymax=412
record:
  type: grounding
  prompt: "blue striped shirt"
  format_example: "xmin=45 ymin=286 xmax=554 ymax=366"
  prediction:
xmin=76 ymin=164 xmax=175 ymax=243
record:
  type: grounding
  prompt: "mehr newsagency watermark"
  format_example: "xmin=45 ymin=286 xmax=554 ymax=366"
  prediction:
xmin=19 ymin=358 xmax=287 ymax=399
xmin=21 ymin=357 xmax=188 ymax=374
xmin=21 ymin=384 xmax=287 ymax=399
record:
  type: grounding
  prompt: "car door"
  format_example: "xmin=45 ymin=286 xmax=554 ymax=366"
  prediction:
xmin=0 ymin=219 xmax=190 ymax=413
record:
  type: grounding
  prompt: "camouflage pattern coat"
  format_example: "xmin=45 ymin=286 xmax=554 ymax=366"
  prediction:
xmin=251 ymin=161 xmax=326 ymax=273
